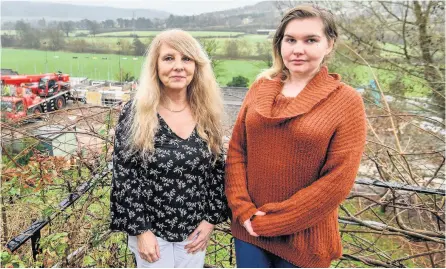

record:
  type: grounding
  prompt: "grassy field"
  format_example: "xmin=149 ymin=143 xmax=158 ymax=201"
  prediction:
xmin=64 ymin=34 xmax=270 ymax=55
xmin=3 ymin=28 xmax=270 ymax=56
xmin=217 ymin=60 xmax=267 ymax=85
xmin=1 ymin=48 xmax=432 ymax=95
xmin=1 ymin=48 xmax=266 ymax=86
xmin=1 ymin=48 xmax=142 ymax=81
xmin=330 ymin=58 xmax=431 ymax=97
xmin=1 ymin=43 xmax=433 ymax=95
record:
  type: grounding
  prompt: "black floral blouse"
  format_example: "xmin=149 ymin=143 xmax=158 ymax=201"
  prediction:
xmin=110 ymin=101 xmax=228 ymax=242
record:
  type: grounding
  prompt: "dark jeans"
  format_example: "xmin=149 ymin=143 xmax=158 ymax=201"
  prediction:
xmin=235 ymin=238 xmax=298 ymax=268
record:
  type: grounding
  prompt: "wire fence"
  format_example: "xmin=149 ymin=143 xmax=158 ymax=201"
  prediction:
xmin=1 ymin=85 xmax=445 ymax=267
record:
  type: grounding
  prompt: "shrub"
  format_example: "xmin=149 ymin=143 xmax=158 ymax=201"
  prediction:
xmin=227 ymin=76 xmax=249 ymax=87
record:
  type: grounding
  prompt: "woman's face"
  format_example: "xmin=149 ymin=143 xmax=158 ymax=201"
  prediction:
xmin=157 ymin=44 xmax=195 ymax=92
xmin=280 ymin=17 xmax=333 ymax=78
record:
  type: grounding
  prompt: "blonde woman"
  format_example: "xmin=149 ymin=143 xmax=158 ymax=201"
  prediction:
xmin=110 ymin=30 xmax=228 ymax=268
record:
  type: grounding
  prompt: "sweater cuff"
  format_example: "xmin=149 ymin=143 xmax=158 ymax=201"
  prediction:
xmin=238 ymin=207 xmax=258 ymax=226
xmin=251 ymin=216 xmax=269 ymax=236
xmin=251 ymin=215 xmax=283 ymax=237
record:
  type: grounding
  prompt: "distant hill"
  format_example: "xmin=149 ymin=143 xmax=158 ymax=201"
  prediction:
xmin=1 ymin=1 xmax=171 ymax=22
xmin=167 ymin=1 xmax=282 ymax=31
xmin=1 ymin=1 xmax=288 ymax=31
xmin=207 ymin=1 xmax=279 ymax=16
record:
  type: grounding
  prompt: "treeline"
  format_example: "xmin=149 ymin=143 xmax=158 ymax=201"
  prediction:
xmin=1 ymin=17 xmax=163 ymax=34
xmin=164 ymin=13 xmax=276 ymax=29
xmin=1 ymin=20 xmax=151 ymax=56
xmin=1 ymin=20 xmax=273 ymax=63
xmin=1 ymin=11 xmax=277 ymax=34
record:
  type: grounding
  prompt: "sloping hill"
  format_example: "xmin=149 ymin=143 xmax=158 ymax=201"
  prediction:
xmin=1 ymin=1 xmax=170 ymax=21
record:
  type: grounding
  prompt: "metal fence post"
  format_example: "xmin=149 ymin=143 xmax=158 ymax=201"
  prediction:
xmin=30 ymin=228 xmax=41 ymax=261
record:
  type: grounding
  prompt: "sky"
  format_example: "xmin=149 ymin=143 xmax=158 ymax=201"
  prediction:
xmin=11 ymin=0 xmax=263 ymax=16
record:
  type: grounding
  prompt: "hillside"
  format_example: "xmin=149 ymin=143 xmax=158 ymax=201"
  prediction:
xmin=1 ymin=1 xmax=171 ymax=22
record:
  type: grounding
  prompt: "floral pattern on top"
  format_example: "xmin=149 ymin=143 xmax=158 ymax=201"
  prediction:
xmin=110 ymin=101 xmax=228 ymax=242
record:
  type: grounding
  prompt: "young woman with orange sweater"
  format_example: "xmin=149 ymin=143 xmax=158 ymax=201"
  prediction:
xmin=225 ymin=5 xmax=367 ymax=268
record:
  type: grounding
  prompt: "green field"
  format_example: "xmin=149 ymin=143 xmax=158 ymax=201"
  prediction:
xmin=2 ymin=28 xmax=270 ymax=56
xmin=1 ymin=42 xmax=432 ymax=95
xmin=64 ymin=34 xmax=271 ymax=55
xmin=1 ymin=48 xmax=267 ymax=86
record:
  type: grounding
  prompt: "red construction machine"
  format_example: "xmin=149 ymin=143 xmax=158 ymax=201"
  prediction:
xmin=1 ymin=85 xmax=71 ymax=122
xmin=1 ymin=72 xmax=70 ymax=97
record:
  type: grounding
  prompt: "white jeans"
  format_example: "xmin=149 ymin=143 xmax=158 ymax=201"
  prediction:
xmin=128 ymin=235 xmax=206 ymax=268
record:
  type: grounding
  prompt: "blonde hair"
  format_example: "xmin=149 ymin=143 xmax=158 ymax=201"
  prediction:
xmin=129 ymin=29 xmax=223 ymax=159
xmin=259 ymin=5 xmax=338 ymax=81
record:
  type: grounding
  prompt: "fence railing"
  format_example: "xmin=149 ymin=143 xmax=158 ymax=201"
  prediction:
xmin=4 ymin=162 xmax=444 ymax=267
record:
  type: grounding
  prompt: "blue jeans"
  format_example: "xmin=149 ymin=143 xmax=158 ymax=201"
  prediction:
xmin=235 ymin=238 xmax=298 ymax=268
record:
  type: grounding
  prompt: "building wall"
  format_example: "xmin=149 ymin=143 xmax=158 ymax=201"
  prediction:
xmin=221 ymin=87 xmax=248 ymax=130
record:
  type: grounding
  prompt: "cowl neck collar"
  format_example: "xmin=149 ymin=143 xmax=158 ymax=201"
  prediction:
xmin=254 ymin=66 xmax=342 ymax=124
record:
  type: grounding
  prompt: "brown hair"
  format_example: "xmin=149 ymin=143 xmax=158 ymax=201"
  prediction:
xmin=259 ymin=5 xmax=338 ymax=80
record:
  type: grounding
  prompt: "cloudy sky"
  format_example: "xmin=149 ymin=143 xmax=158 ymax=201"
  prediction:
xmin=13 ymin=0 xmax=263 ymax=15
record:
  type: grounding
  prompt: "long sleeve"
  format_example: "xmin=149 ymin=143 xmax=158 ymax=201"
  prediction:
xmin=251 ymin=93 xmax=367 ymax=236
xmin=225 ymin=82 xmax=260 ymax=225
xmin=110 ymin=102 xmax=152 ymax=236
xmin=204 ymin=152 xmax=229 ymax=225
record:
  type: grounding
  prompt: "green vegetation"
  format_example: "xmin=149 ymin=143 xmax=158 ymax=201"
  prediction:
xmin=330 ymin=58 xmax=432 ymax=97
xmin=61 ymin=34 xmax=270 ymax=55
xmin=1 ymin=48 xmax=267 ymax=86
xmin=1 ymin=48 xmax=144 ymax=80
xmin=2 ymin=47 xmax=431 ymax=95
xmin=217 ymin=60 xmax=267 ymax=86
xmin=227 ymin=76 xmax=250 ymax=87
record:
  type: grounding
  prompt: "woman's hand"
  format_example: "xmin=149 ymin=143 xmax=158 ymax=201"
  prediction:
xmin=184 ymin=220 xmax=215 ymax=254
xmin=136 ymin=230 xmax=160 ymax=263
xmin=243 ymin=211 xmax=265 ymax=237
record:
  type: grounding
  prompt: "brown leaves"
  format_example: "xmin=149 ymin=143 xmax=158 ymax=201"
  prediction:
xmin=2 ymin=152 xmax=71 ymax=189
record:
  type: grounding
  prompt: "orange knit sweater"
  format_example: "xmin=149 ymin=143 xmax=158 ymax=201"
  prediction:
xmin=225 ymin=66 xmax=367 ymax=268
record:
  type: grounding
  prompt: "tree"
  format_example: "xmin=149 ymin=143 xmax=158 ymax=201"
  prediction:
xmin=117 ymin=39 xmax=132 ymax=55
xmin=275 ymin=1 xmax=445 ymax=117
xmin=103 ymin=19 xmax=115 ymax=29
xmin=45 ymin=28 xmax=65 ymax=50
xmin=1 ymin=34 xmax=16 ymax=47
xmin=59 ymin=21 xmax=74 ymax=37
xmin=115 ymin=70 xmax=135 ymax=82
xmin=256 ymin=40 xmax=273 ymax=67
xmin=15 ymin=20 xmax=31 ymax=36
xmin=199 ymin=38 xmax=222 ymax=76
xmin=116 ymin=18 xmax=125 ymax=28
xmin=224 ymin=39 xmax=240 ymax=58
xmin=227 ymin=76 xmax=249 ymax=87
xmin=135 ymin=17 xmax=152 ymax=29
xmin=335 ymin=1 xmax=444 ymax=117
xmin=37 ymin=18 xmax=46 ymax=28
xmin=78 ymin=19 xmax=90 ymax=30
xmin=66 ymin=39 xmax=88 ymax=53
xmin=132 ymin=37 xmax=146 ymax=56
xmin=85 ymin=20 xmax=100 ymax=37
xmin=15 ymin=20 xmax=41 ymax=49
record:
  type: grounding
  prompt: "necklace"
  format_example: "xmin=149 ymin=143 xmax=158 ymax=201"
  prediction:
xmin=163 ymin=94 xmax=188 ymax=113
xmin=162 ymin=103 xmax=187 ymax=113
